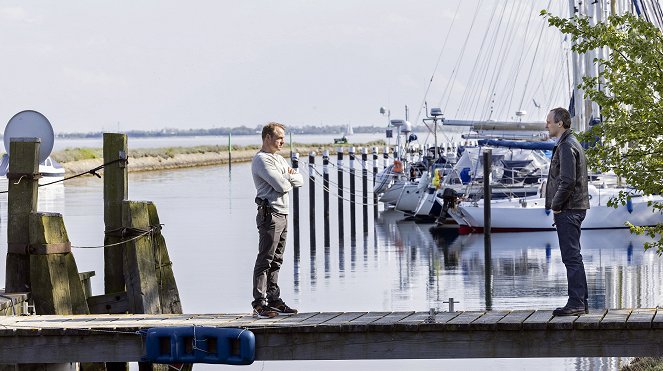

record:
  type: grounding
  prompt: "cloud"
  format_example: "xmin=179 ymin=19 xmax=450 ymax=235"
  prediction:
xmin=0 ymin=6 xmax=39 ymax=23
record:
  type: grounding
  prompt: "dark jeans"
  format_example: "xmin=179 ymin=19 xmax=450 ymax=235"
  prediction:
xmin=252 ymin=211 xmax=287 ymax=308
xmin=554 ymin=209 xmax=587 ymax=308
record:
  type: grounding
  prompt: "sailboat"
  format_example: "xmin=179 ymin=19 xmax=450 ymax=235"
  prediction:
xmin=333 ymin=123 xmax=353 ymax=144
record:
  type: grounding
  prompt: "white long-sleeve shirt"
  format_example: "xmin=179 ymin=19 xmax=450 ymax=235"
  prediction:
xmin=251 ymin=151 xmax=304 ymax=214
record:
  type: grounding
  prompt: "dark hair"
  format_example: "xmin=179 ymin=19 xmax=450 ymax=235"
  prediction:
xmin=550 ymin=107 xmax=571 ymax=129
xmin=261 ymin=122 xmax=286 ymax=140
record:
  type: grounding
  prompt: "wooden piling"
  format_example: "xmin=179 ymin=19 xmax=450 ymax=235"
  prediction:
xmin=322 ymin=151 xmax=330 ymax=247
xmin=483 ymin=149 xmax=493 ymax=310
xmin=372 ymin=147 xmax=379 ymax=216
xmin=103 ymin=133 xmax=128 ymax=295
xmin=122 ymin=201 xmax=161 ymax=315
xmin=336 ymin=148 xmax=344 ymax=241
xmin=291 ymin=153 xmax=300 ymax=251
xmin=361 ymin=148 xmax=368 ymax=233
xmin=308 ymin=152 xmax=316 ymax=249
xmin=349 ymin=147 xmax=356 ymax=238
xmin=146 ymin=202 xmax=182 ymax=314
xmin=28 ymin=212 xmax=89 ymax=315
xmin=5 ymin=138 xmax=40 ymax=293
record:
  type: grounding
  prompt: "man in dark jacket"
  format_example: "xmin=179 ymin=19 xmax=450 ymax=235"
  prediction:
xmin=545 ymin=107 xmax=591 ymax=316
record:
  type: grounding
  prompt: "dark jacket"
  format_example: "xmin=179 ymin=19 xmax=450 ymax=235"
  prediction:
xmin=545 ymin=129 xmax=590 ymax=211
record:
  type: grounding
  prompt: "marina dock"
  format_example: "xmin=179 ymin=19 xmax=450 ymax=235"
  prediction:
xmin=1 ymin=309 xmax=663 ymax=363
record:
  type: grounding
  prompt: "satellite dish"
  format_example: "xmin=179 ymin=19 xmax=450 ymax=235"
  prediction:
xmin=4 ymin=110 xmax=54 ymax=163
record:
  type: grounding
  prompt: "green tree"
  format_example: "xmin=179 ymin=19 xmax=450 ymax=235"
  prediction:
xmin=542 ymin=10 xmax=663 ymax=252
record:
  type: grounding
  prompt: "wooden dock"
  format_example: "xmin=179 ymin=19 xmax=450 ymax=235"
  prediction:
xmin=1 ymin=309 xmax=663 ymax=363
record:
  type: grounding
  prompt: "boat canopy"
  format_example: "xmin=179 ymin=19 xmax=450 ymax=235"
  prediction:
xmin=478 ymin=139 xmax=554 ymax=151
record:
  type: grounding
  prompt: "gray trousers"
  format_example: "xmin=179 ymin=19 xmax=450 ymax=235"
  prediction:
xmin=252 ymin=211 xmax=287 ymax=307
xmin=554 ymin=209 xmax=588 ymax=308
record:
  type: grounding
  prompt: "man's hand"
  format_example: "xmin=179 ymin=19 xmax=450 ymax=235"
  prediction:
xmin=288 ymin=167 xmax=297 ymax=174
xmin=553 ymin=210 xmax=561 ymax=214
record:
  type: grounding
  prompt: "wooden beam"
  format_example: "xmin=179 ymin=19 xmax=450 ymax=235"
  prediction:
xmin=103 ymin=133 xmax=128 ymax=295
xmin=87 ymin=292 xmax=129 ymax=314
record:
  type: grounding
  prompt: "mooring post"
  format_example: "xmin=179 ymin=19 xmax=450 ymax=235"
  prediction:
xmin=322 ymin=151 xmax=330 ymax=247
xmin=483 ymin=150 xmax=492 ymax=245
xmin=308 ymin=152 xmax=316 ymax=249
xmin=146 ymin=202 xmax=183 ymax=314
xmin=483 ymin=149 xmax=493 ymax=311
xmin=393 ymin=146 xmax=399 ymax=163
xmin=28 ymin=212 xmax=89 ymax=315
xmin=373 ymin=147 xmax=379 ymax=216
xmin=5 ymin=138 xmax=40 ymax=293
xmin=361 ymin=148 xmax=368 ymax=233
xmin=349 ymin=147 xmax=357 ymax=238
xmin=228 ymin=132 xmax=232 ymax=165
xmin=122 ymin=201 xmax=161 ymax=315
xmin=291 ymin=153 xmax=300 ymax=251
xmin=103 ymin=133 xmax=128 ymax=295
xmin=383 ymin=146 xmax=389 ymax=170
xmin=336 ymin=147 xmax=344 ymax=241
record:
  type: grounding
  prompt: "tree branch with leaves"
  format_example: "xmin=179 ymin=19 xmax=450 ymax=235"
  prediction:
xmin=542 ymin=10 xmax=663 ymax=253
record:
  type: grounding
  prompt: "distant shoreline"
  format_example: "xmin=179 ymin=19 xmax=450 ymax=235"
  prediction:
xmin=54 ymin=141 xmax=386 ymax=175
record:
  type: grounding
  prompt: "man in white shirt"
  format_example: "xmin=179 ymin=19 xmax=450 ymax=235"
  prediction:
xmin=251 ymin=122 xmax=304 ymax=318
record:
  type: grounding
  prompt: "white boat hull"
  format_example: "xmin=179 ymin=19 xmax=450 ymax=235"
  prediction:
xmin=448 ymin=194 xmax=663 ymax=234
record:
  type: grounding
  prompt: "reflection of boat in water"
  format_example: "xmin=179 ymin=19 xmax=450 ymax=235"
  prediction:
xmin=448 ymin=185 xmax=663 ymax=234
xmin=0 ymin=153 xmax=65 ymax=186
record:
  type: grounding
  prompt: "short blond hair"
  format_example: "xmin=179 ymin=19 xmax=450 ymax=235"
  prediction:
xmin=261 ymin=122 xmax=286 ymax=140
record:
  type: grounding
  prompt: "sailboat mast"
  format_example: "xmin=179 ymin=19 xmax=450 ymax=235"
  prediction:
xmin=569 ymin=0 xmax=586 ymax=131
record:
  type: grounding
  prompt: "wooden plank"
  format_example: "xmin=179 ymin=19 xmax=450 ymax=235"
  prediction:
xmin=574 ymin=310 xmax=607 ymax=330
xmin=548 ymin=314 xmax=578 ymax=330
xmin=370 ymin=312 xmax=415 ymax=328
xmin=317 ymin=312 xmax=366 ymax=325
xmin=600 ymin=309 xmax=631 ymax=330
xmin=342 ymin=312 xmax=390 ymax=331
xmin=522 ymin=310 xmax=554 ymax=330
xmin=470 ymin=310 xmax=510 ymax=330
xmin=496 ymin=310 xmax=534 ymax=330
xmin=626 ymin=308 xmax=655 ymax=330
xmin=439 ymin=311 xmax=485 ymax=330
xmin=417 ymin=311 xmax=462 ymax=331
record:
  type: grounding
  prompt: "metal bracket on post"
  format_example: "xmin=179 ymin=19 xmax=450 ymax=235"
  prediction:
xmin=443 ymin=297 xmax=460 ymax=312
xmin=118 ymin=151 xmax=127 ymax=167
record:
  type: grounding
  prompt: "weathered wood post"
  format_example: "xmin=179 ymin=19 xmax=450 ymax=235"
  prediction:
xmin=29 ymin=212 xmax=89 ymax=315
xmin=103 ymin=133 xmax=128 ymax=295
xmin=372 ymin=147 xmax=379 ymax=216
xmin=5 ymin=138 xmax=40 ymax=294
xmin=146 ymin=202 xmax=182 ymax=314
xmin=228 ymin=132 xmax=232 ymax=166
xmin=322 ymin=151 xmax=330 ymax=247
xmin=361 ymin=148 xmax=368 ymax=233
xmin=336 ymin=147 xmax=344 ymax=241
xmin=291 ymin=153 xmax=300 ymax=251
xmin=349 ymin=147 xmax=356 ymax=238
xmin=308 ymin=152 xmax=316 ymax=249
xmin=103 ymin=134 xmax=130 ymax=371
xmin=122 ymin=201 xmax=161 ymax=315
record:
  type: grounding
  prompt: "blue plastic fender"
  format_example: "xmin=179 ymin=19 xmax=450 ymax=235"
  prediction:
xmin=142 ymin=327 xmax=255 ymax=365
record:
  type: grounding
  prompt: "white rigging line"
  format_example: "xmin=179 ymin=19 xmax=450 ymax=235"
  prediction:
xmin=437 ymin=0 xmax=485 ymax=113
xmin=413 ymin=0 xmax=462 ymax=135
xmin=454 ymin=1 xmax=502 ymax=119
xmin=475 ymin=0 xmax=523 ymax=120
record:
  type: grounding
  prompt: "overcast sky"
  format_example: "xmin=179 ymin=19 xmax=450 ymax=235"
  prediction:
xmin=0 ymin=1 xmax=571 ymax=133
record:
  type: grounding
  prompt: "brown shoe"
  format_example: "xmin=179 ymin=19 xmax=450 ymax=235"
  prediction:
xmin=269 ymin=301 xmax=298 ymax=315
xmin=253 ymin=305 xmax=278 ymax=319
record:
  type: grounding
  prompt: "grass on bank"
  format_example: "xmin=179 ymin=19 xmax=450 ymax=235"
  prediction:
xmin=50 ymin=140 xmax=386 ymax=163
xmin=622 ymin=358 xmax=663 ymax=371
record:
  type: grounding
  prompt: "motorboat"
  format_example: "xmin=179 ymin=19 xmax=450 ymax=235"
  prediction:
xmin=448 ymin=185 xmax=663 ymax=234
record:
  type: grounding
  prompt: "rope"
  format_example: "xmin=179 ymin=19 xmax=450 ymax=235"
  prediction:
xmin=70 ymin=226 xmax=157 ymax=249
xmin=0 ymin=158 xmax=128 ymax=194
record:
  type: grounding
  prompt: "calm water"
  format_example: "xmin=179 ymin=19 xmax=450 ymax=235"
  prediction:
xmin=0 ymin=137 xmax=658 ymax=370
